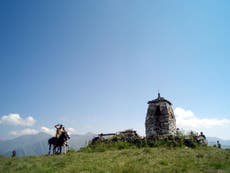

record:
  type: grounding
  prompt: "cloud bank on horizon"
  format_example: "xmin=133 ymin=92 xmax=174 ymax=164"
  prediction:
xmin=175 ymin=107 xmax=230 ymax=139
xmin=175 ymin=107 xmax=230 ymax=128
xmin=10 ymin=128 xmax=39 ymax=136
xmin=0 ymin=113 xmax=35 ymax=126
xmin=0 ymin=109 xmax=230 ymax=139
xmin=9 ymin=126 xmax=76 ymax=137
xmin=0 ymin=113 xmax=76 ymax=137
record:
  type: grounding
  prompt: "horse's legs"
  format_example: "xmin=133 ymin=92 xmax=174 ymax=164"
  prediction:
xmin=67 ymin=144 xmax=70 ymax=152
xmin=59 ymin=145 xmax=62 ymax=154
xmin=54 ymin=145 xmax=60 ymax=154
xmin=53 ymin=145 xmax=56 ymax=154
xmin=63 ymin=145 xmax=65 ymax=154
xmin=63 ymin=142 xmax=67 ymax=154
xmin=66 ymin=141 xmax=70 ymax=153
xmin=65 ymin=144 xmax=67 ymax=154
xmin=48 ymin=144 xmax=51 ymax=155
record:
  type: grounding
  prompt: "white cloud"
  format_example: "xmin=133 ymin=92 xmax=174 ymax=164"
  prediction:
xmin=40 ymin=126 xmax=76 ymax=136
xmin=0 ymin=114 xmax=36 ymax=126
xmin=67 ymin=127 xmax=76 ymax=135
xmin=9 ymin=128 xmax=39 ymax=136
xmin=40 ymin=126 xmax=55 ymax=136
xmin=175 ymin=107 xmax=230 ymax=129
xmin=174 ymin=107 xmax=230 ymax=139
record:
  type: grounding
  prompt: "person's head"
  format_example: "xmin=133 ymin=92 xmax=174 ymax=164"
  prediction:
xmin=200 ymin=132 xmax=203 ymax=135
xmin=60 ymin=125 xmax=63 ymax=128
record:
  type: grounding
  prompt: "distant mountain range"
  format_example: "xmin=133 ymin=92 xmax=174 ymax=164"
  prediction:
xmin=0 ymin=132 xmax=96 ymax=157
xmin=0 ymin=134 xmax=229 ymax=157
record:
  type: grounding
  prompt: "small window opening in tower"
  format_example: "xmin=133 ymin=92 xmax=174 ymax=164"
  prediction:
xmin=155 ymin=106 xmax=161 ymax=116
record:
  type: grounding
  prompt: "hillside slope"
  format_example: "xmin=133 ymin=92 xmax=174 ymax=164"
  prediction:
xmin=0 ymin=147 xmax=229 ymax=173
xmin=0 ymin=133 xmax=96 ymax=157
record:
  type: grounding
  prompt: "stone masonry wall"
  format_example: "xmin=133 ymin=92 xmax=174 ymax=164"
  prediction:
xmin=145 ymin=101 xmax=176 ymax=139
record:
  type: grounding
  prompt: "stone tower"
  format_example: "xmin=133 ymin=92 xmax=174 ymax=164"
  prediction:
xmin=145 ymin=93 xmax=176 ymax=139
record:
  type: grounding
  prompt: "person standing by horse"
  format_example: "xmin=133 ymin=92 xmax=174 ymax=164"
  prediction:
xmin=55 ymin=124 xmax=64 ymax=139
xmin=48 ymin=124 xmax=70 ymax=155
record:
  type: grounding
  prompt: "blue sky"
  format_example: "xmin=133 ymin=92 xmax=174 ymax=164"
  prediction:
xmin=1 ymin=0 xmax=230 ymax=140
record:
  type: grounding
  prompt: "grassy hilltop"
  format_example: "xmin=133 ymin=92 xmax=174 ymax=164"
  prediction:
xmin=0 ymin=146 xmax=230 ymax=173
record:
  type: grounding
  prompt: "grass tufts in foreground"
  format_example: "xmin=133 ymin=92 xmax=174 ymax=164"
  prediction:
xmin=0 ymin=146 xmax=230 ymax=173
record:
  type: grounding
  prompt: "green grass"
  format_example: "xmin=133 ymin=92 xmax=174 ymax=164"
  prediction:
xmin=0 ymin=147 xmax=230 ymax=173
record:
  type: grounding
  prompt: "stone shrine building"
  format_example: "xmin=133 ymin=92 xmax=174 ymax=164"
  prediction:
xmin=145 ymin=93 xmax=176 ymax=139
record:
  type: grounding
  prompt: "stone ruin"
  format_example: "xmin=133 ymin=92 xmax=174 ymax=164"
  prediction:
xmin=145 ymin=93 xmax=176 ymax=140
xmin=91 ymin=129 xmax=141 ymax=144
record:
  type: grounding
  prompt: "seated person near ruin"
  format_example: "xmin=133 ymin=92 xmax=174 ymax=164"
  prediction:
xmin=199 ymin=132 xmax=206 ymax=139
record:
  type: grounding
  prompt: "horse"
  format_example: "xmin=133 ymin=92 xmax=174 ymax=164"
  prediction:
xmin=48 ymin=131 xmax=70 ymax=155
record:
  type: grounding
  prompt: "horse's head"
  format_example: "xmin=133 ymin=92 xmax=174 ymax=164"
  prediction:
xmin=60 ymin=131 xmax=70 ymax=141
